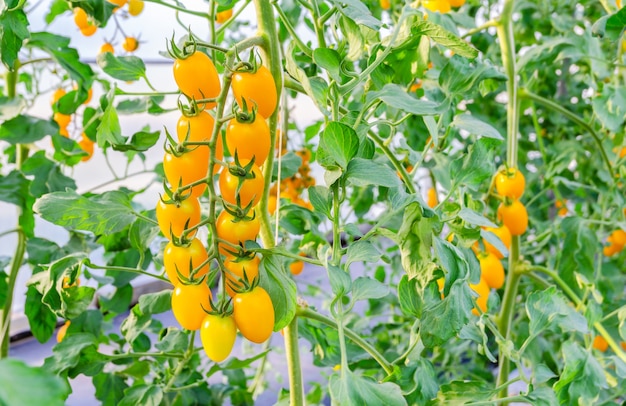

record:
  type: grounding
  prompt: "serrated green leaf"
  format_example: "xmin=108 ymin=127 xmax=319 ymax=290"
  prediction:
xmin=439 ymin=56 xmax=506 ymax=96
xmin=398 ymin=275 xmax=422 ymax=318
xmin=0 ymin=115 xmax=58 ymax=144
xmin=129 ymin=217 xmax=159 ymax=253
xmin=319 ymin=121 xmax=359 ymax=170
xmin=411 ymin=20 xmax=477 ymax=59
xmin=308 ymin=185 xmax=332 ymax=218
xmin=271 ymin=151 xmax=302 ymax=181
xmin=97 ymin=53 xmax=146 ymax=81
xmin=330 ymin=0 xmax=382 ymax=30
xmin=346 ymin=158 xmax=402 ymax=188
xmin=138 ymin=290 xmax=172 ymax=315
xmin=458 ymin=208 xmax=498 ymax=228
xmin=525 ymin=287 xmax=588 ymax=336
xmin=554 ymin=340 xmax=607 ymax=404
xmin=34 ymin=190 xmax=137 ymax=235
xmin=367 ymin=84 xmax=448 ymax=115
xmin=329 ymin=370 xmax=407 ymax=406
xmin=451 ymin=113 xmax=504 ymax=140
xmin=112 ymin=130 xmax=160 ymax=152
xmin=351 ymin=276 xmax=389 ymax=301
xmin=93 ymin=373 xmax=129 ymax=406
xmin=346 ymin=240 xmax=382 ymax=268
xmin=119 ymin=384 xmax=163 ymax=406
xmin=97 ymin=87 xmax=125 ymax=147
xmin=0 ymin=8 xmax=29 ymax=70
xmin=24 ymin=286 xmax=57 ymax=343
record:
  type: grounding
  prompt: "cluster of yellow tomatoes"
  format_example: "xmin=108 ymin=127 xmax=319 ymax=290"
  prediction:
xmin=269 ymin=147 xmax=316 ymax=214
xmin=72 ymin=0 xmax=144 ymax=54
xmin=156 ymin=45 xmax=279 ymax=362
xmin=51 ymin=87 xmax=95 ymax=162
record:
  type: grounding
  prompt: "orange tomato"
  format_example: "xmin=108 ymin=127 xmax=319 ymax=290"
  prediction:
xmin=78 ymin=134 xmax=94 ymax=162
xmin=99 ymin=42 xmax=114 ymax=55
xmin=592 ymin=335 xmax=609 ymax=352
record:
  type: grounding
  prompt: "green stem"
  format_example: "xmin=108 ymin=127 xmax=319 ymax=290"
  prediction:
xmin=272 ymin=3 xmax=313 ymax=57
xmin=529 ymin=265 xmax=626 ymax=363
xmin=331 ymin=182 xmax=342 ymax=265
xmin=107 ymin=351 xmax=184 ymax=360
xmin=367 ymin=130 xmax=416 ymax=194
xmin=250 ymin=1 xmax=304 ymax=404
xmin=495 ymin=1 xmax=522 ymax=399
xmin=248 ymin=340 xmax=271 ymax=396
xmin=518 ymin=88 xmax=614 ymax=179
xmin=85 ymin=261 xmax=169 ymax=283
xmin=163 ymin=330 xmax=196 ymax=392
xmin=296 ymin=306 xmax=394 ymax=375
xmin=215 ymin=0 xmax=252 ymax=37
xmin=143 ymin=0 xmax=209 ymax=18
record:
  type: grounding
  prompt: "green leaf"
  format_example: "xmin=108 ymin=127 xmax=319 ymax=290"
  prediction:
xmin=458 ymin=208 xmax=498 ymax=228
xmin=319 ymin=121 xmax=359 ymax=170
xmin=0 ymin=359 xmax=70 ymax=406
xmin=554 ymin=340 xmax=607 ymax=404
xmin=44 ymin=332 xmax=98 ymax=374
xmin=398 ymin=203 xmax=439 ymax=284
xmin=34 ymin=190 xmax=137 ymax=235
xmin=351 ymin=276 xmax=389 ymax=301
xmin=327 ymin=264 xmax=352 ymax=296
xmin=0 ymin=115 xmax=58 ymax=144
xmin=329 ymin=370 xmax=407 ymax=406
xmin=285 ymin=41 xmax=329 ymax=115
xmin=398 ymin=275 xmax=422 ymax=318
xmin=120 ymin=305 xmax=152 ymax=344
xmin=367 ymin=84 xmax=448 ymax=116
xmin=0 ymin=170 xmax=30 ymax=207
xmin=62 ymin=285 xmax=96 ymax=319
xmin=112 ymin=130 xmax=160 ymax=152
xmin=435 ymin=380 xmax=497 ymax=403
xmin=399 ymin=358 xmax=439 ymax=402
xmin=97 ymin=53 xmax=146 ymax=81
xmin=98 ymin=284 xmax=133 ymax=315
xmin=591 ymin=6 xmax=626 ymax=41
xmin=271 ymin=151 xmax=302 ymax=181
xmin=259 ymin=254 xmax=297 ymax=331
xmin=0 ymin=271 xmax=6 ymax=308
xmin=345 ymin=240 xmax=382 ymax=268
xmin=330 ymin=0 xmax=382 ymax=30
xmin=525 ymin=287 xmax=588 ymax=336
xmin=27 ymin=32 xmax=94 ymax=90
xmin=93 ymin=373 xmax=129 ymax=406
xmin=0 ymin=96 xmax=26 ymax=121
xmin=451 ymin=113 xmax=504 ymax=140
xmin=524 ymin=386 xmax=559 ymax=406
xmin=338 ymin=15 xmax=364 ymax=61
xmin=346 ymin=158 xmax=402 ymax=188
xmin=450 ymin=138 xmax=498 ymax=191
xmin=22 ymin=151 xmax=77 ymax=198
xmin=559 ymin=217 xmax=597 ymax=291
xmin=119 ymin=384 xmax=163 ymax=406
xmin=138 ymin=290 xmax=172 ymax=315
xmin=421 ymin=281 xmax=473 ymax=348
xmin=411 ymin=20 xmax=478 ymax=59
xmin=592 ymin=85 xmax=626 ymax=132
xmin=97 ymin=87 xmax=125 ymax=147
xmin=313 ymin=48 xmax=342 ymax=82
xmin=308 ymin=185 xmax=332 ymax=218
xmin=129 ymin=217 xmax=159 ymax=253
xmin=439 ymin=56 xmax=506 ymax=96
xmin=45 ymin=0 xmax=70 ymax=24
xmin=0 ymin=8 xmax=29 ymax=70
xmin=155 ymin=328 xmax=187 ymax=353
xmin=24 ymin=286 xmax=57 ymax=343
xmin=480 ymin=228 xmax=508 ymax=258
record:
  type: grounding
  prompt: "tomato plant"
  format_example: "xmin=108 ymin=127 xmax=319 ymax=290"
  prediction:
xmin=2 ymin=0 xmax=626 ymax=404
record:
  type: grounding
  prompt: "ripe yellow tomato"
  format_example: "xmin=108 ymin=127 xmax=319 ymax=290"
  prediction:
xmin=219 ymin=160 xmax=265 ymax=208
xmin=482 ymin=225 xmax=512 ymax=259
xmin=163 ymin=238 xmax=209 ymax=284
xmin=201 ymin=314 xmax=236 ymax=362
xmin=54 ymin=112 xmax=72 ymax=128
xmin=99 ymin=42 xmax=115 ymax=55
xmin=267 ymin=195 xmax=278 ymax=215
xmin=233 ymin=286 xmax=275 ymax=343
xmin=51 ymin=88 xmax=66 ymax=105
xmin=231 ymin=65 xmax=277 ymax=119
xmin=470 ymin=278 xmax=490 ymax=316
xmin=73 ymin=8 xmax=89 ymax=29
xmin=379 ymin=0 xmax=391 ymax=10
xmin=173 ymin=52 xmax=221 ymax=109
xmin=225 ymin=114 xmax=271 ymax=166
xmin=123 ymin=37 xmax=139 ymax=52
xmin=108 ymin=0 xmax=128 ymax=6
xmin=592 ymin=335 xmax=608 ymax=352
xmin=128 ymin=0 xmax=144 ymax=16
xmin=497 ymin=200 xmax=528 ymax=236
xmin=223 ymin=255 xmax=260 ymax=297
xmin=427 ymin=187 xmax=438 ymax=208
xmin=57 ymin=321 xmax=70 ymax=343
xmin=171 ymin=282 xmax=212 ymax=331
xmin=423 ymin=0 xmax=451 ymax=13
xmin=610 ymin=229 xmax=626 ymax=247
xmin=448 ymin=0 xmax=465 ymax=6
xmin=495 ymin=168 xmax=525 ymax=199
xmin=78 ymin=134 xmax=94 ymax=162
xmin=290 ymin=260 xmax=304 ymax=275
xmin=163 ymin=147 xmax=209 ymax=199
xmin=215 ymin=210 xmax=260 ymax=255
xmin=215 ymin=8 xmax=233 ymax=24
xmin=478 ymin=252 xmax=505 ymax=289
xmin=80 ymin=24 xmax=97 ymax=37
xmin=156 ymin=196 xmax=201 ymax=240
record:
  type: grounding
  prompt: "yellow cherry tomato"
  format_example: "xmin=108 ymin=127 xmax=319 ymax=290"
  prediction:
xmin=497 ymin=200 xmax=528 ymax=236
xmin=478 ymin=252 xmax=505 ymax=289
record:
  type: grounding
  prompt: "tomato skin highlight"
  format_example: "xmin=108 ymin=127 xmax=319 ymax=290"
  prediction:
xmin=215 ymin=210 xmax=260 ymax=254
xmin=163 ymin=238 xmax=209 ymax=284
xmin=497 ymin=200 xmax=528 ymax=236
xmin=201 ymin=314 xmax=237 ymax=362
xmin=231 ymin=65 xmax=277 ymax=119
xmin=173 ymin=52 xmax=221 ymax=109
xmin=225 ymin=115 xmax=270 ymax=166
xmin=171 ymin=283 xmax=212 ymax=331
xmin=495 ymin=168 xmax=525 ymax=199
xmin=156 ymin=197 xmax=201 ymax=240
xmin=233 ymin=286 xmax=275 ymax=343
xmin=483 ymin=225 xmax=512 ymax=259
xmin=219 ymin=160 xmax=265 ymax=208
xmin=478 ymin=252 xmax=505 ymax=289
xmin=223 ymin=255 xmax=260 ymax=297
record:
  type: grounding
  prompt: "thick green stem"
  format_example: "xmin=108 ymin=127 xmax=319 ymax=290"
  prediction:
xmin=495 ymin=1 xmax=521 ymax=400
xmin=250 ymin=1 xmax=304 ymax=404
xmin=296 ymin=306 xmax=394 ymax=375
xmin=0 ymin=70 xmax=24 ymax=359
